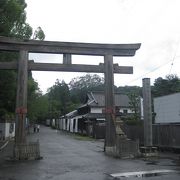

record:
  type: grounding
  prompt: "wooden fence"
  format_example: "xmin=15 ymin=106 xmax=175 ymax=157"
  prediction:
xmin=153 ymin=124 xmax=180 ymax=149
xmin=14 ymin=141 xmax=41 ymax=160
xmin=122 ymin=124 xmax=180 ymax=150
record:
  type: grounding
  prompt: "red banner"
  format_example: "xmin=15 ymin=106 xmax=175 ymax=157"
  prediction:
xmin=16 ymin=107 xmax=27 ymax=114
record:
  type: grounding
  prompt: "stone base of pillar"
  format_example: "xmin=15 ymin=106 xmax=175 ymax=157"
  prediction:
xmin=140 ymin=146 xmax=158 ymax=157
xmin=105 ymin=146 xmax=116 ymax=156
xmin=13 ymin=141 xmax=42 ymax=160
xmin=105 ymin=137 xmax=139 ymax=158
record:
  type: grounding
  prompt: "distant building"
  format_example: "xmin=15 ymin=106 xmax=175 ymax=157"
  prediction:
xmin=77 ymin=91 xmax=134 ymax=120
xmin=153 ymin=93 xmax=180 ymax=149
xmin=58 ymin=91 xmax=136 ymax=138
xmin=0 ymin=122 xmax=15 ymax=141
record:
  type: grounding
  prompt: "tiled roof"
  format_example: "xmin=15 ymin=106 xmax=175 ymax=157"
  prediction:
xmin=86 ymin=91 xmax=130 ymax=107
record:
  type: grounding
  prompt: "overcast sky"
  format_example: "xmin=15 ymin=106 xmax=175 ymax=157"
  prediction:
xmin=26 ymin=0 xmax=180 ymax=93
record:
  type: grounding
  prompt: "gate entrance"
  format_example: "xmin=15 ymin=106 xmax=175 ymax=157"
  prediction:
xmin=0 ymin=36 xmax=140 ymax=159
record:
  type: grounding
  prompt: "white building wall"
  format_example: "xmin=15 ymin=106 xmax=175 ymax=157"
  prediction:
xmin=74 ymin=115 xmax=83 ymax=133
xmin=0 ymin=123 xmax=15 ymax=140
xmin=6 ymin=123 xmax=15 ymax=138
xmin=119 ymin=108 xmax=133 ymax=113
xmin=90 ymin=107 xmax=102 ymax=113
xmin=5 ymin=123 xmax=9 ymax=138
xmin=91 ymin=107 xmax=133 ymax=114
xmin=60 ymin=115 xmax=82 ymax=133
xmin=52 ymin=119 xmax=55 ymax=127
xmin=69 ymin=119 xmax=74 ymax=132
xmin=154 ymin=93 xmax=180 ymax=124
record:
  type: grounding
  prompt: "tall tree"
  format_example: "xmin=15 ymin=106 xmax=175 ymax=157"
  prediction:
xmin=48 ymin=80 xmax=71 ymax=118
xmin=0 ymin=0 xmax=45 ymax=121
xmin=28 ymin=84 xmax=49 ymax=124
xmin=0 ymin=0 xmax=31 ymax=38
xmin=69 ymin=74 xmax=104 ymax=103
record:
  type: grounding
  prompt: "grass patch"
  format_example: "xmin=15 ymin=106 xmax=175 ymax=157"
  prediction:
xmin=73 ymin=134 xmax=94 ymax=141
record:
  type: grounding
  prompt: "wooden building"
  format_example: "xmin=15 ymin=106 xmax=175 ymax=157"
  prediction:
xmin=58 ymin=92 xmax=134 ymax=138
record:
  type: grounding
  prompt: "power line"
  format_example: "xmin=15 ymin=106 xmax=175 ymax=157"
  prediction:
xmin=127 ymin=60 xmax=173 ymax=85
xmin=169 ymin=40 xmax=180 ymax=74
xmin=127 ymin=40 xmax=180 ymax=85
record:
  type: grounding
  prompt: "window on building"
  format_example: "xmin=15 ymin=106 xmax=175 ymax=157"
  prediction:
xmin=123 ymin=109 xmax=128 ymax=114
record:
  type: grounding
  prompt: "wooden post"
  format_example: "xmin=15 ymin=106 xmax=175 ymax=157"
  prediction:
xmin=104 ymin=54 xmax=116 ymax=153
xmin=15 ymin=50 xmax=28 ymax=144
xmin=142 ymin=78 xmax=152 ymax=146
xmin=63 ymin=54 xmax=72 ymax=64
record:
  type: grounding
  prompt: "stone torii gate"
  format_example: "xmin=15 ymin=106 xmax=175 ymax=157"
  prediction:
xmin=0 ymin=36 xmax=141 ymax=159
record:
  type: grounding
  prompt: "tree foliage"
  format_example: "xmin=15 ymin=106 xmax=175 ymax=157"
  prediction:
xmin=36 ymin=74 xmax=180 ymax=122
xmin=47 ymin=80 xmax=72 ymax=118
xmin=46 ymin=74 xmax=105 ymax=119
xmin=0 ymin=0 xmax=45 ymax=40
xmin=25 ymin=73 xmax=49 ymax=124
xmin=0 ymin=0 xmax=45 ymax=122
xmin=127 ymin=92 xmax=141 ymax=121
xmin=0 ymin=0 xmax=34 ymax=39
xmin=69 ymin=74 xmax=104 ymax=103
xmin=152 ymin=74 xmax=180 ymax=97
xmin=33 ymin=27 xmax=45 ymax=40
xmin=116 ymin=85 xmax=142 ymax=96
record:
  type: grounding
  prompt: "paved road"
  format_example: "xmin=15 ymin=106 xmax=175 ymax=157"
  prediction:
xmin=0 ymin=126 xmax=180 ymax=180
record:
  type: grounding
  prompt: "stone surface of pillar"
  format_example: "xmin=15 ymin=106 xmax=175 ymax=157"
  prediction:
xmin=104 ymin=54 xmax=116 ymax=154
xmin=142 ymin=78 xmax=152 ymax=146
xmin=15 ymin=50 xmax=28 ymax=144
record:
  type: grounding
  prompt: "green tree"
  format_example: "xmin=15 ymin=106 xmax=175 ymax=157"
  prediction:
xmin=0 ymin=0 xmax=34 ymax=39
xmin=0 ymin=0 xmax=45 ymax=122
xmin=69 ymin=74 xmax=104 ymax=103
xmin=33 ymin=27 xmax=45 ymax=40
xmin=152 ymin=74 xmax=180 ymax=97
xmin=127 ymin=92 xmax=141 ymax=122
xmin=116 ymin=85 xmax=142 ymax=96
xmin=48 ymin=80 xmax=71 ymax=118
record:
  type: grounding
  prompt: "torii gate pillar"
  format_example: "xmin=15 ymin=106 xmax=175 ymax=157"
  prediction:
xmin=104 ymin=55 xmax=140 ymax=157
xmin=14 ymin=50 xmax=40 ymax=160
xmin=104 ymin=55 xmax=116 ymax=153
xmin=15 ymin=50 xmax=28 ymax=145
